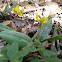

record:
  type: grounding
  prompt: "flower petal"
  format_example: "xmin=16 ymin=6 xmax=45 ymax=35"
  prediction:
xmin=36 ymin=13 xmax=41 ymax=22
xmin=40 ymin=16 xmax=47 ymax=23
xmin=22 ymin=8 xmax=24 ymax=13
xmin=43 ymin=18 xmax=51 ymax=23
xmin=36 ymin=13 xmax=51 ymax=23
xmin=12 ymin=8 xmax=14 ymax=13
xmin=16 ymin=5 xmax=19 ymax=9
xmin=12 ymin=5 xmax=25 ymax=16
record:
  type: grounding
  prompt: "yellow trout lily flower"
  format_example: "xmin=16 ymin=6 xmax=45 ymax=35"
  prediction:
xmin=36 ymin=13 xmax=51 ymax=23
xmin=12 ymin=5 xmax=24 ymax=16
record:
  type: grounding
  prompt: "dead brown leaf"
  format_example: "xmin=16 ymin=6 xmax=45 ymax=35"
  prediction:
xmin=2 ymin=20 xmax=17 ymax=31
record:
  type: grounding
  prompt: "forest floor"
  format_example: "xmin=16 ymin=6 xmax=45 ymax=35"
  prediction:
xmin=0 ymin=0 xmax=62 ymax=62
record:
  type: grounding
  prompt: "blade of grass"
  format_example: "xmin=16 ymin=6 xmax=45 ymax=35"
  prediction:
xmin=41 ymin=35 xmax=62 ymax=42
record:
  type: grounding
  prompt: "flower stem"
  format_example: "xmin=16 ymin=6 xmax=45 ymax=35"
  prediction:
xmin=32 ymin=23 xmax=42 ymax=40
xmin=23 ymin=15 xmax=28 ymax=35
xmin=17 ymin=0 xmax=19 ymax=4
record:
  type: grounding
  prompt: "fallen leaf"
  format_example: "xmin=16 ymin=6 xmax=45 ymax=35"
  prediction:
xmin=2 ymin=20 xmax=17 ymax=31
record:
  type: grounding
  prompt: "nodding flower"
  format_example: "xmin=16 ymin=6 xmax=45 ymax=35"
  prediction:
xmin=12 ymin=5 xmax=24 ymax=16
xmin=36 ymin=13 xmax=51 ymax=23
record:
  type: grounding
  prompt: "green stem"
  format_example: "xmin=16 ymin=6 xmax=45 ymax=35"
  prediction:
xmin=38 ymin=50 xmax=43 ymax=56
xmin=32 ymin=31 xmax=39 ymax=40
xmin=32 ymin=23 xmax=44 ymax=40
xmin=32 ymin=23 xmax=42 ymax=40
xmin=23 ymin=15 xmax=28 ymax=35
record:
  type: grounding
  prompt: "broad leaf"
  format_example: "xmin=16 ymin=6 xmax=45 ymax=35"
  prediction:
xmin=30 ymin=57 xmax=41 ymax=62
xmin=17 ymin=45 xmax=39 ymax=57
xmin=43 ymin=58 xmax=62 ymax=62
xmin=10 ymin=58 xmax=19 ymax=62
xmin=59 ymin=43 xmax=62 ymax=46
xmin=7 ymin=42 xmax=18 ymax=61
xmin=17 ymin=42 xmax=40 ymax=58
xmin=0 ymin=23 xmax=14 ymax=31
xmin=51 ymin=46 xmax=57 ymax=53
xmin=0 ymin=60 xmax=8 ymax=62
xmin=34 ymin=39 xmax=45 ymax=51
xmin=0 ymin=31 xmax=32 ymax=48
xmin=17 ymin=48 xmax=29 ymax=57
xmin=0 ymin=51 xmax=8 ymax=60
xmin=38 ymin=16 xmax=52 ymax=41
xmin=0 ymin=31 xmax=32 ymax=42
xmin=43 ymin=50 xmax=56 ymax=56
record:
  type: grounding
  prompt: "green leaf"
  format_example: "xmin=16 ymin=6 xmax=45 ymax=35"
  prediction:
xmin=17 ymin=42 xmax=40 ymax=58
xmin=59 ymin=43 xmax=62 ymax=46
xmin=10 ymin=59 xmax=19 ymax=62
xmin=42 ymin=58 xmax=62 ymax=62
xmin=38 ymin=49 xmax=44 ymax=56
xmin=18 ymin=59 xmax=23 ymax=62
xmin=0 ymin=31 xmax=32 ymax=42
xmin=34 ymin=39 xmax=41 ymax=45
xmin=3 ymin=4 xmax=9 ymax=13
xmin=18 ymin=57 xmax=23 ymax=62
xmin=30 ymin=57 xmax=41 ymax=62
xmin=0 ymin=31 xmax=32 ymax=48
xmin=0 ymin=51 xmax=8 ymax=60
xmin=43 ymin=50 xmax=56 ymax=56
xmin=34 ymin=39 xmax=45 ymax=51
xmin=0 ymin=23 xmax=14 ymax=31
xmin=3 ymin=3 xmax=16 ymax=15
xmin=7 ymin=5 xmax=16 ymax=12
xmin=0 ymin=44 xmax=10 ymax=50
xmin=0 ymin=33 xmax=27 ymax=48
xmin=34 ymin=39 xmax=45 ymax=56
xmin=17 ymin=48 xmax=29 ymax=57
xmin=26 ymin=46 xmax=38 ymax=52
xmin=0 ymin=27 xmax=8 ymax=31
xmin=17 ymin=45 xmax=39 ymax=57
xmin=0 ymin=11 xmax=3 ymax=16
xmin=0 ymin=60 xmax=8 ymax=62
xmin=51 ymin=46 xmax=57 ymax=53
xmin=38 ymin=16 xmax=52 ymax=41
xmin=41 ymin=35 xmax=62 ymax=42
xmin=7 ymin=42 xmax=18 ymax=61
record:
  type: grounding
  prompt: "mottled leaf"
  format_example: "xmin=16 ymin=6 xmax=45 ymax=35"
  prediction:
xmin=38 ymin=16 xmax=52 ymax=41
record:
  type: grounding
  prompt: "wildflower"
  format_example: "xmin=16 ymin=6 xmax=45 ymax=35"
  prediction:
xmin=12 ymin=5 xmax=24 ymax=16
xmin=36 ymin=13 xmax=51 ymax=23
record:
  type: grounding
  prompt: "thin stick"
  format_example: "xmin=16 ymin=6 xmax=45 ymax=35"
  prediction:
xmin=44 ymin=0 xmax=45 ymax=6
xmin=17 ymin=0 xmax=19 ymax=4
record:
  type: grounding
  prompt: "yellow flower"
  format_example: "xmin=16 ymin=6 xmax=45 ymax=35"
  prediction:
xmin=36 ymin=13 xmax=51 ymax=23
xmin=12 ymin=5 xmax=24 ymax=16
